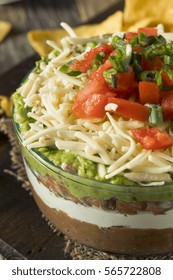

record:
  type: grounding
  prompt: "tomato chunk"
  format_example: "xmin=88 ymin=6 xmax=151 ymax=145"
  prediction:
xmin=72 ymin=79 xmax=112 ymax=118
xmin=89 ymin=59 xmax=112 ymax=83
xmin=72 ymin=92 xmax=107 ymax=118
xmin=131 ymin=127 xmax=173 ymax=150
xmin=133 ymin=45 xmax=143 ymax=53
xmin=162 ymin=71 xmax=173 ymax=87
xmin=161 ymin=93 xmax=173 ymax=119
xmin=125 ymin=32 xmax=138 ymax=42
xmin=138 ymin=27 xmax=158 ymax=36
xmin=107 ymin=97 xmax=149 ymax=122
xmin=139 ymin=81 xmax=160 ymax=104
xmin=141 ymin=57 xmax=163 ymax=71
xmin=71 ymin=44 xmax=113 ymax=72
xmin=116 ymin=66 xmax=136 ymax=92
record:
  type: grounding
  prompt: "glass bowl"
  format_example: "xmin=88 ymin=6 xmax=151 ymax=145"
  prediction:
xmin=12 ymin=114 xmax=173 ymax=256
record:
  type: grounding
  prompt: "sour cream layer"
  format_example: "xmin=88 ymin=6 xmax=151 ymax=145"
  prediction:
xmin=26 ymin=164 xmax=173 ymax=229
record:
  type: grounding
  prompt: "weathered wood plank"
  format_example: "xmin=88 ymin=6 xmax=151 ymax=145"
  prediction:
xmin=0 ymin=0 xmax=80 ymax=75
xmin=0 ymin=239 xmax=26 ymax=260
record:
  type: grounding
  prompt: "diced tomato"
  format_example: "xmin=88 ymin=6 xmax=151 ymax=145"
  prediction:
xmin=133 ymin=45 xmax=143 ymax=53
xmin=161 ymin=93 xmax=173 ymax=119
xmin=141 ymin=57 xmax=163 ymax=71
xmin=70 ymin=44 xmax=113 ymax=72
xmin=162 ymin=71 xmax=173 ymax=87
xmin=116 ymin=66 xmax=136 ymax=92
xmin=80 ymin=93 xmax=108 ymax=118
xmin=72 ymin=79 xmax=113 ymax=118
xmin=73 ymin=92 xmax=107 ymax=119
xmin=89 ymin=59 xmax=112 ymax=83
xmin=138 ymin=27 xmax=158 ymax=37
xmin=125 ymin=32 xmax=138 ymax=42
xmin=139 ymin=81 xmax=160 ymax=104
xmin=160 ymin=89 xmax=173 ymax=101
xmin=91 ymin=62 xmax=137 ymax=93
xmin=131 ymin=127 xmax=173 ymax=150
xmin=107 ymin=97 xmax=149 ymax=122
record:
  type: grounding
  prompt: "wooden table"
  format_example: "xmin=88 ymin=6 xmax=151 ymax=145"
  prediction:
xmin=0 ymin=0 xmax=124 ymax=76
xmin=0 ymin=0 xmax=124 ymax=260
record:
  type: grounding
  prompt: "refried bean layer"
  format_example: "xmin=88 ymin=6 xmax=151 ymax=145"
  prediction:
xmin=32 ymin=186 xmax=173 ymax=255
xmin=38 ymin=174 xmax=173 ymax=215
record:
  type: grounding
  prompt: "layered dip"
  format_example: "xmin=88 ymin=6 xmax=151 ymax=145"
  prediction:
xmin=13 ymin=23 xmax=173 ymax=255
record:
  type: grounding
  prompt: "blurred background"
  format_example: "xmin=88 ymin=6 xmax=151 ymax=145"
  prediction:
xmin=0 ymin=0 xmax=124 ymax=76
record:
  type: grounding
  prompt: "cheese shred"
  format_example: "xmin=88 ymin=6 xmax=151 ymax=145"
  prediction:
xmin=15 ymin=23 xmax=173 ymax=183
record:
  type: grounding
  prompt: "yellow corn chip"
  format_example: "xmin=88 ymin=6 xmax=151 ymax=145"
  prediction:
xmin=27 ymin=11 xmax=123 ymax=56
xmin=124 ymin=0 xmax=173 ymax=31
xmin=0 ymin=20 xmax=12 ymax=42
xmin=0 ymin=95 xmax=12 ymax=118
xmin=27 ymin=0 xmax=173 ymax=55
xmin=125 ymin=18 xmax=158 ymax=32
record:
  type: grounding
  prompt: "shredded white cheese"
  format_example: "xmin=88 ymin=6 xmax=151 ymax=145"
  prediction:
xmin=16 ymin=23 xmax=173 ymax=182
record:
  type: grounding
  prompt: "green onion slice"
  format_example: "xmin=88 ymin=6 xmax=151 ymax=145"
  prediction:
xmin=145 ymin=104 xmax=163 ymax=125
xmin=103 ymin=69 xmax=117 ymax=88
xmin=91 ymin=52 xmax=105 ymax=70
xmin=170 ymin=116 xmax=173 ymax=133
xmin=109 ymin=36 xmax=132 ymax=72
xmin=142 ymin=44 xmax=166 ymax=60
xmin=157 ymin=65 xmax=173 ymax=91
xmin=140 ymin=70 xmax=159 ymax=82
xmin=83 ymin=41 xmax=97 ymax=50
xmin=59 ymin=61 xmax=81 ymax=76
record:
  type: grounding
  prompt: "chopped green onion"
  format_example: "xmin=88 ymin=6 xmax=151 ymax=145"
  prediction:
xmin=166 ymin=42 xmax=173 ymax=55
xmin=110 ymin=35 xmax=132 ymax=72
xmin=147 ymin=35 xmax=166 ymax=45
xmin=132 ymin=52 xmax=142 ymax=63
xmin=131 ymin=34 xmax=166 ymax=47
xmin=83 ymin=41 xmax=97 ymax=50
xmin=145 ymin=104 xmax=163 ymax=125
xmin=91 ymin=52 xmax=105 ymax=70
xmin=103 ymin=69 xmax=117 ymax=88
xmin=109 ymin=52 xmax=130 ymax=72
xmin=138 ymin=32 xmax=149 ymax=47
xmin=59 ymin=61 xmax=81 ymax=76
xmin=126 ymin=43 xmax=132 ymax=60
xmin=131 ymin=35 xmax=139 ymax=46
xmin=142 ymin=44 xmax=166 ymax=60
xmin=164 ymin=55 xmax=173 ymax=65
xmin=157 ymin=65 xmax=173 ymax=91
xmin=170 ymin=116 xmax=173 ymax=133
xmin=132 ymin=60 xmax=143 ymax=78
xmin=111 ymin=36 xmax=127 ymax=49
xmin=140 ymin=70 xmax=159 ymax=82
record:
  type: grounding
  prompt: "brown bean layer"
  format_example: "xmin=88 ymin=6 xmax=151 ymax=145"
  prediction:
xmin=32 ymin=185 xmax=173 ymax=256
xmin=38 ymin=174 xmax=173 ymax=215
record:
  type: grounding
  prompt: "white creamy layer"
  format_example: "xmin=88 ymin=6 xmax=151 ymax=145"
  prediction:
xmin=25 ymin=163 xmax=173 ymax=229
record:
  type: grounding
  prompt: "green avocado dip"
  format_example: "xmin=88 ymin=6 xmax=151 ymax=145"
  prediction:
xmin=13 ymin=91 xmax=135 ymax=186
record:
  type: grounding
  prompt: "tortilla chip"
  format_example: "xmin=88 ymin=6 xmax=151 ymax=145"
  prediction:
xmin=27 ymin=0 xmax=173 ymax=55
xmin=27 ymin=11 xmax=123 ymax=56
xmin=123 ymin=0 xmax=173 ymax=31
xmin=125 ymin=18 xmax=159 ymax=32
xmin=0 ymin=95 xmax=12 ymax=118
xmin=0 ymin=20 xmax=12 ymax=42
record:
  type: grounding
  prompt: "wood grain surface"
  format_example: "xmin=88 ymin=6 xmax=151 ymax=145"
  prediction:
xmin=0 ymin=0 xmax=124 ymax=76
xmin=0 ymin=0 xmax=124 ymax=260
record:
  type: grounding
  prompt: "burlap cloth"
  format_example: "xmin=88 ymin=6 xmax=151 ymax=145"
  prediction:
xmin=1 ymin=118 xmax=173 ymax=260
